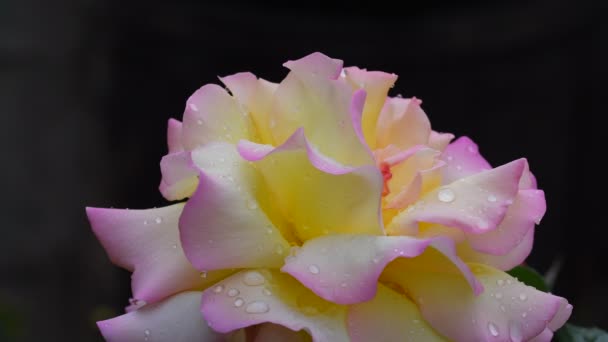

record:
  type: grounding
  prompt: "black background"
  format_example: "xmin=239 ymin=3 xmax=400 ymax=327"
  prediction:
xmin=1 ymin=0 xmax=606 ymax=340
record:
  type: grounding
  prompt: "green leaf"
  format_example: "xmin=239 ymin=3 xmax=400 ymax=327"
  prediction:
xmin=506 ymin=265 xmax=549 ymax=292
xmin=556 ymin=323 xmax=608 ymax=342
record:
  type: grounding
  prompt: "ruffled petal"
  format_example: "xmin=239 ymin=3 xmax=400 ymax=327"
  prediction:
xmin=458 ymin=227 xmax=535 ymax=271
xmin=181 ymin=84 xmax=254 ymax=150
xmin=387 ymin=159 xmax=525 ymax=236
xmin=376 ymin=97 xmax=431 ymax=150
xmin=179 ymin=142 xmax=291 ymax=272
xmin=98 ymin=291 xmax=230 ymax=342
xmin=383 ymin=262 xmax=571 ymax=342
xmin=342 ymin=67 xmax=397 ymax=149
xmin=270 ymin=52 xmax=373 ymax=167
xmin=466 ymin=189 xmax=546 ymax=256
xmin=87 ymin=204 xmax=227 ymax=303
xmin=202 ymin=269 xmax=350 ymax=342
xmin=220 ymin=72 xmax=278 ymax=145
xmin=238 ymin=128 xmax=384 ymax=242
xmin=440 ymin=136 xmax=492 ymax=184
xmin=254 ymin=324 xmax=311 ymax=342
xmin=159 ymin=151 xmax=198 ymax=201
xmin=167 ymin=118 xmax=184 ymax=153
xmin=347 ymin=284 xmax=446 ymax=341
xmin=282 ymin=234 xmax=481 ymax=304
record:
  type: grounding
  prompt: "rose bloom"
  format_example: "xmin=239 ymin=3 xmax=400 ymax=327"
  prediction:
xmin=87 ymin=53 xmax=571 ymax=341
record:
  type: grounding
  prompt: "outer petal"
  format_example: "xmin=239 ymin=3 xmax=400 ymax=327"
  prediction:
xmin=466 ymin=189 xmax=546 ymax=255
xmin=281 ymin=234 xmax=481 ymax=304
xmin=159 ymin=151 xmax=198 ymax=201
xmin=179 ymin=142 xmax=292 ymax=272
xmin=238 ymin=128 xmax=384 ymax=241
xmin=441 ymin=136 xmax=492 ymax=184
xmin=529 ymin=329 xmax=553 ymax=342
xmin=167 ymin=118 xmax=184 ymax=153
xmin=270 ymin=52 xmax=373 ymax=167
xmin=181 ymin=84 xmax=254 ymax=150
xmin=254 ymin=324 xmax=311 ymax=342
xmin=458 ymin=227 xmax=535 ymax=271
xmin=342 ymin=67 xmax=397 ymax=149
xmin=87 ymin=204 xmax=227 ymax=303
xmin=97 ymin=291 xmax=229 ymax=342
xmin=383 ymin=262 xmax=571 ymax=342
xmin=220 ymin=72 xmax=278 ymax=145
xmin=202 ymin=269 xmax=350 ymax=342
xmin=376 ymin=97 xmax=431 ymax=150
xmin=387 ymin=159 xmax=525 ymax=235
xmin=347 ymin=284 xmax=446 ymax=342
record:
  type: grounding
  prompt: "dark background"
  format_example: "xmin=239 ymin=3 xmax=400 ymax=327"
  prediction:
xmin=1 ymin=0 xmax=606 ymax=340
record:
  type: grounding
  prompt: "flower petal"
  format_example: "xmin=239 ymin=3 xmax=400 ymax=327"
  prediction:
xmin=167 ymin=118 xmax=184 ymax=153
xmin=220 ymin=72 xmax=278 ymax=145
xmin=458 ymin=227 xmax=535 ymax=271
xmin=383 ymin=262 xmax=571 ymax=341
xmin=202 ymin=269 xmax=350 ymax=342
xmin=238 ymin=128 xmax=384 ymax=241
xmin=530 ymin=329 xmax=553 ymax=342
xmin=347 ymin=284 xmax=446 ymax=342
xmin=440 ymin=136 xmax=491 ymax=184
xmin=181 ymin=84 xmax=253 ymax=150
xmin=428 ymin=131 xmax=455 ymax=152
xmin=270 ymin=52 xmax=373 ymax=167
xmin=254 ymin=324 xmax=311 ymax=342
xmin=281 ymin=234 xmax=481 ymax=304
xmin=179 ymin=142 xmax=292 ymax=271
xmin=466 ymin=189 xmax=546 ymax=256
xmin=376 ymin=97 xmax=431 ymax=150
xmin=159 ymin=151 xmax=198 ymax=201
xmin=342 ymin=67 xmax=397 ymax=149
xmin=98 ymin=291 xmax=230 ymax=342
xmin=388 ymin=159 xmax=525 ymax=235
xmin=87 ymin=204 xmax=227 ymax=303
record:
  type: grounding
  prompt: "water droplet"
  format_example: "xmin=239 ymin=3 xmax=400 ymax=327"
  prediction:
xmin=456 ymin=165 xmax=463 ymax=171
xmin=495 ymin=292 xmax=503 ymax=299
xmin=245 ymin=301 xmax=270 ymax=314
xmin=144 ymin=329 xmax=151 ymax=340
xmin=233 ymin=297 xmax=244 ymax=307
xmin=196 ymin=119 xmax=203 ymax=125
xmin=262 ymin=288 xmax=272 ymax=296
xmin=213 ymin=285 xmax=224 ymax=293
xmin=372 ymin=257 xmax=380 ymax=264
xmin=143 ymin=220 xmax=148 ymax=225
xmin=509 ymin=322 xmax=523 ymax=342
xmin=467 ymin=145 xmax=478 ymax=153
xmin=340 ymin=282 xmax=348 ymax=288
xmin=519 ymin=293 xmax=527 ymax=301
xmin=413 ymin=319 xmax=420 ymax=324
xmin=497 ymin=279 xmax=505 ymax=286
xmin=171 ymin=244 xmax=177 ymax=249
xmin=270 ymin=119 xmax=276 ymax=128
xmin=500 ymin=304 xmax=506 ymax=312
xmin=478 ymin=220 xmax=489 ymax=230
xmin=487 ymin=322 xmax=499 ymax=337
xmin=446 ymin=155 xmax=453 ymax=161
xmin=308 ymin=264 xmax=320 ymax=274
xmin=340 ymin=69 xmax=347 ymax=78
xmin=155 ymin=217 xmax=163 ymax=224
xmin=189 ymin=103 xmax=199 ymax=112
xmin=487 ymin=195 xmax=497 ymax=202
xmin=507 ymin=279 xmax=513 ymax=285
xmin=274 ymin=244 xmax=284 ymax=255
xmin=505 ymin=199 xmax=514 ymax=205
xmin=200 ymin=271 xmax=208 ymax=278
xmin=246 ymin=199 xmax=258 ymax=210
xmin=521 ymin=312 xmax=528 ymax=318
xmin=243 ymin=271 xmax=265 ymax=286
xmin=437 ymin=188 xmax=456 ymax=203
xmin=227 ymin=288 xmax=239 ymax=297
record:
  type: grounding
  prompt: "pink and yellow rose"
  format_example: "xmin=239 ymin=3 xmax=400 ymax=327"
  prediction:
xmin=87 ymin=52 xmax=571 ymax=341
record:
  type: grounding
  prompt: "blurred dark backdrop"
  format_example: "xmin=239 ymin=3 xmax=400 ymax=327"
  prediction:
xmin=1 ymin=0 xmax=606 ymax=340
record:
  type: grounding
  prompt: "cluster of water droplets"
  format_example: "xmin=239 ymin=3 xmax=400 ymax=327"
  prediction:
xmin=212 ymin=271 xmax=273 ymax=315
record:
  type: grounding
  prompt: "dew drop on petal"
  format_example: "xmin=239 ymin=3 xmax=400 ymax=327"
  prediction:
xmin=227 ymin=288 xmax=239 ymax=297
xmin=437 ymin=188 xmax=456 ymax=203
xmin=262 ymin=288 xmax=272 ymax=296
xmin=196 ymin=119 xmax=203 ymax=125
xmin=340 ymin=282 xmax=348 ymax=288
xmin=521 ymin=312 xmax=528 ymax=318
xmin=509 ymin=322 xmax=523 ymax=342
xmin=246 ymin=199 xmax=258 ymax=210
xmin=144 ymin=329 xmax=151 ymax=340
xmin=233 ymin=298 xmax=244 ymax=307
xmin=213 ymin=285 xmax=224 ymax=293
xmin=487 ymin=322 xmax=499 ymax=337
xmin=200 ymin=271 xmax=208 ymax=278
xmin=245 ymin=301 xmax=270 ymax=314
xmin=308 ymin=264 xmax=320 ymax=274
xmin=189 ymin=103 xmax=199 ymax=112
xmin=519 ymin=293 xmax=528 ymax=301
xmin=497 ymin=279 xmax=505 ymax=286
xmin=487 ymin=195 xmax=497 ymax=202
xmin=467 ymin=145 xmax=478 ymax=154
xmin=155 ymin=217 xmax=163 ymax=224
xmin=143 ymin=220 xmax=148 ymax=225
xmin=495 ymin=292 xmax=503 ymax=299
xmin=243 ymin=271 xmax=265 ymax=286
